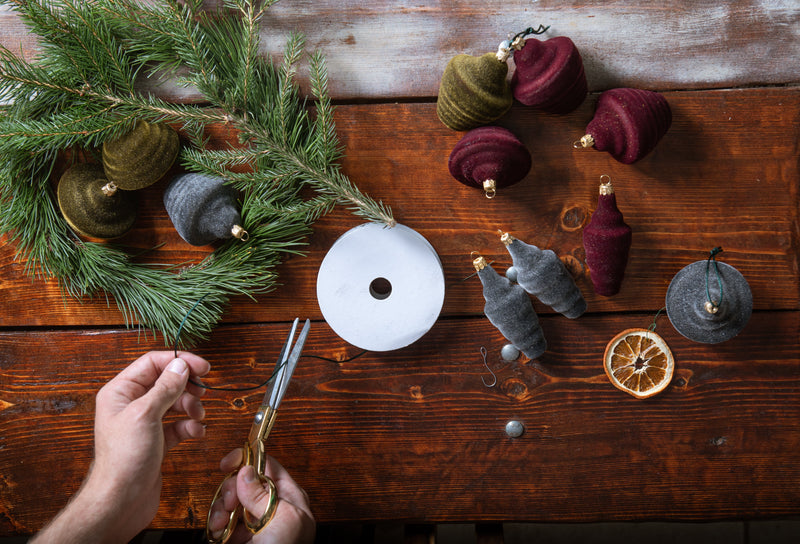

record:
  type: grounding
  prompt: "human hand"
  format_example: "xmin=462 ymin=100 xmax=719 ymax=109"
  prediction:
xmin=207 ymin=449 xmax=315 ymax=544
xmin=32 ymin=351 xmax=210 ymax=544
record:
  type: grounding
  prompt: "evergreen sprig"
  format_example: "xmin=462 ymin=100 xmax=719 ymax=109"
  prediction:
xmin=0 ymin=0 xmax=394 ymax=345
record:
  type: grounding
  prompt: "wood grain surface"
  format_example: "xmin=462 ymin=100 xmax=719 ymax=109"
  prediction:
xmin=0 ymin=0 xmax=799 ymax=537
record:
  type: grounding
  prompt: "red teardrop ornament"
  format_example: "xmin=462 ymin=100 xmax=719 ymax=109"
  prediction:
xmin=577 ymin=88 xmax=671 ymax=164
xmin=511 ymin=36 xmax=587 ymax=114
xmin=448 ymin=126 xmax=532 ymax=198
xmin=582 ymin=180 xmax=632 ymax=296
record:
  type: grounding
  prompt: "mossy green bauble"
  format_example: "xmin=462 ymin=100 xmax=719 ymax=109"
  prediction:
xmin=436 ymin=52 xmax=513 ymax=131
xmin=102 ymin=120 xmax=180 ymax=191
xmin=56 ymin=163 xmax=137 ymax=239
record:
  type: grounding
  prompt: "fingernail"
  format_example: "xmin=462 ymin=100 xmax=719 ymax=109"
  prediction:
xmin=243 ymin=465 xmax=257 ymax=483
xmin=167 ymin=358 xmax=188 ymax=376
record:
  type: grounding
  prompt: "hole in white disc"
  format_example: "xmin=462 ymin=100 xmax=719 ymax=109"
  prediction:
xmin=369 ymin=277 xmax=392 ymax=300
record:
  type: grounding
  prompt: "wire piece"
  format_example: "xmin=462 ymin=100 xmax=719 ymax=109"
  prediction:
xmin=480 ymin=347 xmax=498 ymax=387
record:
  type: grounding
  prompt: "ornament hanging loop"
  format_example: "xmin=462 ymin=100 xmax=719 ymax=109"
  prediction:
xmin=704 ymin=247 xmax=724 ymax=314
xmin=497 ymin=24 xmax=550 ymax=61
xmin=232 ymin=225 xmax=249 ymax=242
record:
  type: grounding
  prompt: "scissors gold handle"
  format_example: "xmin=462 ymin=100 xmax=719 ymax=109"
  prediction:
xmin=206 ymin=318 xmax=310 ymax=544
xmin=206 ymin=439 xmax=279 ymax=544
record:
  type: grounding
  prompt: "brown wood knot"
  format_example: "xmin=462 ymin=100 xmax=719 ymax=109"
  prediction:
xmin=710 ymin=436 xmax=728 ymax=447
xmin=560 ymin=254 xmax=585 ymax=279
xmin=409 ymin=385 xmax=424 ymax=400
xmin=232 ymin=397 xmax=246 ymax=409
xmin=672 ymin=369 xmax=693 ymax=390
xmin=500 ymin=377 xmax=530 ymax=401
xmin=560 ymin=205 xmax=588 ymax=231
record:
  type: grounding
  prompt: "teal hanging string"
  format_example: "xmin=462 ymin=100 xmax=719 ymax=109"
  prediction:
xmin=704 ymin=247 xmax=724 ymax=314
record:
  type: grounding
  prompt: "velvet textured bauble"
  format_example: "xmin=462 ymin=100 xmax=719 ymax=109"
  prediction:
xmin=448 ymin=126 xmax=531 ymax=198
xmin=163 ymin=173 xmax=247 ymax=246
xmin=501 ymin=232 xmax=586 ymax=318
xmin=102 ymin=120 xmax=180 ymax=191
xmin=666 ymin=259 xmax=752 ymax=344
xmin=576 ymin=88 xmax=671 ymax=164
xmin=437 ymin=52 xmax=513 ymax=131
xmin=56 ymin=163 xmax=137 ymax=239
xmin=511 ymin=36 xmax=587 ymax=114
xmin=473 ymin=253 xmax=547 ymax=360
xmin=582 ymin=181 xmax=632 ymax=296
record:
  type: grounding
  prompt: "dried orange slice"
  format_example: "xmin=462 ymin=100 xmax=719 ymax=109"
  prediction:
xmin=603 ymin=328 xmax=674 ymax=399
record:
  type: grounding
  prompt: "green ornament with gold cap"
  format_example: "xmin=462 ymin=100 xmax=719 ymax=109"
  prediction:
xmin=101 ymin=120 xmax=180 ymax=194
xmin=56 ymin=163 xmax=137 ymax=239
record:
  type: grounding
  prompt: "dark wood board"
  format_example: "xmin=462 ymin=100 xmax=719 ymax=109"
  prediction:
xmin=1 ymin=311 xmax=799 ymax=533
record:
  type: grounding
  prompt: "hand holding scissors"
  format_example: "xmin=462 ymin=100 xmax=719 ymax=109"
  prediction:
xmin=206 ymin=318 xmax=310 ymax=544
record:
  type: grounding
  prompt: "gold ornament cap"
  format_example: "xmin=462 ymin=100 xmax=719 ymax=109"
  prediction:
xmin=471 ymin=252 xmax=488 ymax=272
xmin=599 ymin=175 xmax=615 ymax=195
xmin=500 ymin=231 xmax=514 ymax=246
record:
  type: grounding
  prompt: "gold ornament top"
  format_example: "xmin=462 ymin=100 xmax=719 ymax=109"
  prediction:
xmin=500 ymin=231 xmax=514 ymax=246
xmin=574 ymin=134 xmax=595 ymax=149
xmin=472 ymin=252 xmax=488 ymax=272
xmin=599 ymin=175 xmax=615 ymax=195
xmin=483 ymin=179 xmax=497 ymax=199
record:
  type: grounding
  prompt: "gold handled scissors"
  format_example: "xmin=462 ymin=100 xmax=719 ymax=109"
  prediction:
xmin=206 ymin=318 xmax=310 ymax=544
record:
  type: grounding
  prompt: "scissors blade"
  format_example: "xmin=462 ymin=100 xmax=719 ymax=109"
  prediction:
xmin=269 ymin=318 xmax=309 ymax=410
xmin=262 ymin=318 xmax=299 ymax=406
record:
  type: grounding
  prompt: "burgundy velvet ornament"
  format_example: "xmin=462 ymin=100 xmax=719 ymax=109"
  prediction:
xmin=575 ymin=88 xmax=671 ymax=164
xmin=511 ymin=36 xmax=587 ymax=114
xmin=582 ymin=178 xmax=632 ymax=297
xmin=448 ymin=126 xmax=532 ymax=198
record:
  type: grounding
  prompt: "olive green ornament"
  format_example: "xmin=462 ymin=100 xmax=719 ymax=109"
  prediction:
xmin=163 ymin=173 xmax=248 ymax=246
xmin=102 ymin=120 xmax=180 ymax=193
xmin=436 ymin=25 xmax=549 ymax=131
xmin=56 ymin=163 xmax=137 ymax=239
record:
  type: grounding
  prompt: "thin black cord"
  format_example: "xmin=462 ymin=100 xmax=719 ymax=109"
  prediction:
xmin=172 ymin=296 xmax=368 ymax=392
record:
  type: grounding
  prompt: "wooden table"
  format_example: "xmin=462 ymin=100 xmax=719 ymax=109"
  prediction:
xmin=1 ymin=0 xmax=799 ymax=539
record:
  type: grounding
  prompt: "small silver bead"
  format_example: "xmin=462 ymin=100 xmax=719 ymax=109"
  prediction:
xmin=505 ymin=266 xmax=518 ymax=283
xmin=501 ymin=343 xmax=520 ymax=361
xmin=505 ymin=420 xmax=525 ymax=438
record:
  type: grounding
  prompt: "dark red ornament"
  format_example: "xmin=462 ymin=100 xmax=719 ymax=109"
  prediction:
xmin=511 ymin=36 xmax=587 ymax=114
xmin=448 ymin=126 xmax=532 ymax=198
xmin=582 ymin=178 xmax=632 ymax=297
xmin=575 ymin=88 xmax=671 ymax=164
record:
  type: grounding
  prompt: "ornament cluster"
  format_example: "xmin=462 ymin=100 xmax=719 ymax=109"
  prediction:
xmin=438 ymin=25 xmax=672 ymax=196
xmin=449 ymin=26 xmax=750 ymax=384
xmin=56 ymin=120 xmax=247 ymax=246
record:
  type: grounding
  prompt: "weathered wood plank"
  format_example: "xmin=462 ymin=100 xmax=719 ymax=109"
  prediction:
xmin=2 ymin=1 xmax=798 ymax=101
xmin=1 ymin=312 xmax=799 ymax=534
xmin=0 ymin=88 xmax=797 ymax=332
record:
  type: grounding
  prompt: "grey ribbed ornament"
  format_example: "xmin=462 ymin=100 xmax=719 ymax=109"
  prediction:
xmin=665 ymin=258 xmax=752 ymax=344
xmin=163 ymin=173 xmax=248 ymax=246
xmin=501 ymin=232 xmax=587 ymax=319
xmin=473 ymin=253 xmax=547 ymax=360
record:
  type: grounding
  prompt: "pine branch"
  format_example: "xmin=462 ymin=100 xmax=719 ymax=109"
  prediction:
xmin=0 ymin=0 xmax=396 ymax=345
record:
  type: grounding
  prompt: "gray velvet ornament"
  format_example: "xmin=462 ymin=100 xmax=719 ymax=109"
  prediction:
xmin=163 ymin=173 xmax=248 ymax=246
xmin=501 ymin=232 xmax=587 ymax=319
xmin=665 ymin=258 xmax=752 ymax=344
xmin=473 ymin=254 xmax=547 ymax=360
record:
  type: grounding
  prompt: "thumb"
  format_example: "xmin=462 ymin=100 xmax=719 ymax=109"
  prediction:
xmin=141 ymin=357 xmax=190 ymax=417
xmin=237 ymin=465 xmax=277 ymax=521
